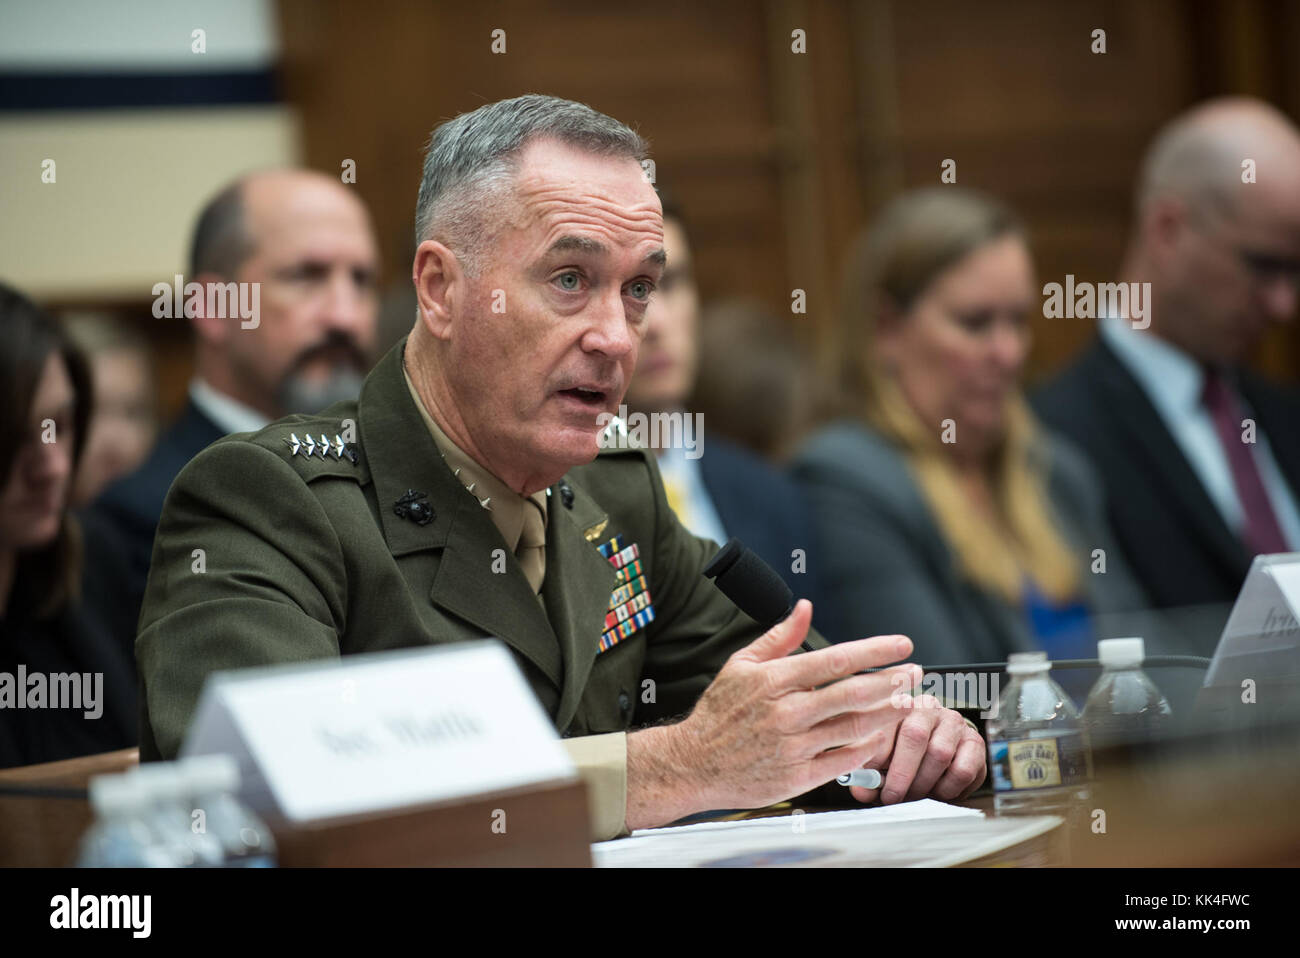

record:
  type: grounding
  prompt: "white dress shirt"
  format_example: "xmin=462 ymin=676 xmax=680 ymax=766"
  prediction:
xmin=655 ymin=442 xmax=729 ymax=548
xmin=188 ymin=378 xmax=271 ymax=437
xmin=1100 ymin=315 xmax=1300 ymax=549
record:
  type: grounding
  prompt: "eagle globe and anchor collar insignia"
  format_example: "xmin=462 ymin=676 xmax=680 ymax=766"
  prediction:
xmin=547 ymin=477 xmax=575 ymax=510
xmin=283 ymin=432 xmax=359 ymax=465
xmin=392 ymin=489 xmax=434 ymax=526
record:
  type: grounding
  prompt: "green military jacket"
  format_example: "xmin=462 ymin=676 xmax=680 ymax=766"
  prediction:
xmin=137 ymin=339 xmax=827 ymax=761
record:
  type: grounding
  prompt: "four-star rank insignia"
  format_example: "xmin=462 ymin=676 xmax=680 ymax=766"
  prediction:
xmin=284 ymin=432 xmax=358 ymax=464
xmin=595 ymin=533 xmax=655 ymax=653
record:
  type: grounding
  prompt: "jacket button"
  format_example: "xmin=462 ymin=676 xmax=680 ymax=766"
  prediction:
xmin=618 ymin=690 xmax=631 ymax=714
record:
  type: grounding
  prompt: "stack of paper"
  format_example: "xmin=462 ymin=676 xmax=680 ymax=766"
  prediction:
xmin=594 ymin=800 xmax=1060 ymax=868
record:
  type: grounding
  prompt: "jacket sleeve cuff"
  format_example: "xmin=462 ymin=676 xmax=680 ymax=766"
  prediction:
xmin=561 ymin=732 xmax=630 ymax=841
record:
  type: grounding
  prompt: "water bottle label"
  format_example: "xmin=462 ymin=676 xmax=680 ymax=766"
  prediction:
xmin=989 ymin=732 xmax=1089 ymax=792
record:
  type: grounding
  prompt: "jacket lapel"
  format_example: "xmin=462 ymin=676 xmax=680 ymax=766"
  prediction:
xmin=358 ymin=339 xmax=564 ymax=690
xmin=1090 ymin=338 xmax=1246 ymax=573
xmin=543 ymin=472 xmax=616 ymax=731
xmin=427 ymin=491 xmax=566 ymax=688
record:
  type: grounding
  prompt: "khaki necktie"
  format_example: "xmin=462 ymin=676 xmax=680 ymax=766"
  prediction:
xmin=517 ymin=499 xmax=547 ymax=593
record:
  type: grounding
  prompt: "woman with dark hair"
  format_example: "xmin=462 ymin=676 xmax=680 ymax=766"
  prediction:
xmin=0 ymin=283 xmax=136 ymax=768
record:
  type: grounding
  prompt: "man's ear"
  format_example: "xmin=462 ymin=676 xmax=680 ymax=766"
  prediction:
xmin=188 ymin=272 xmax=233 ymax=347
xmin=413 ymin=240 xmax=463 ymax=341
xmin=1143 ymin=196 xmax=1189 ymax=261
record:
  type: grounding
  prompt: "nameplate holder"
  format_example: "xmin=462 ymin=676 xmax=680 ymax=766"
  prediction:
xmin=1203 ymin=552 xmax=1300 ymax=690
xmin=182 ymin=641 xmax=578 ymax=825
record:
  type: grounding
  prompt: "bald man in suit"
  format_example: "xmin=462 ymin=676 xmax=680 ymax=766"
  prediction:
xmin=1035 ymin=98 xmax=1300 ymax=653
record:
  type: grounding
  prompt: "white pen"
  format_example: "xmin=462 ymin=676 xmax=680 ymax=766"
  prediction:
xmin=837 ymin=768 xmax=884 ymax=789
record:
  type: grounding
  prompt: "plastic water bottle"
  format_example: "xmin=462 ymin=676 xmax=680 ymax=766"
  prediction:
xmin=76 ymin=775 xmax=179 ymax=867
xmin=181 ymin=755 xmax=277 ymax=867
xmin=129 ymin=763 xmax=226 ymax=867
xmin=986 ymin=651 xmax=1092 ymax=816
xmin=1082 ymin=637 xmax=1172 ymax=751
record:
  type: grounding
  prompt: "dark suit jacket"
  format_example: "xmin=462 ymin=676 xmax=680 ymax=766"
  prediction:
xmin=1032 ymin=336 xmax=1300 ymax=652
xmin=87 ymin=400 xmax=225 ymax=644
xmin=695 ymin=437 xmax=841 ymax=641
xmin=0 ymin=513 xmax=138 ymax=768
xmin=792 ymin=419 xmax=1152 ymax=666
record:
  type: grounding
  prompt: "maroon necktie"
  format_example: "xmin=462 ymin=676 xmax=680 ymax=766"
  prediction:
xmin=1201 ymin=369 xmax=1290 ymax=556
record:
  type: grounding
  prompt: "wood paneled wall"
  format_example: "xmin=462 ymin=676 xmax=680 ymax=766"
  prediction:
xmin=108 ymin=0 xmax=1282 ymax=424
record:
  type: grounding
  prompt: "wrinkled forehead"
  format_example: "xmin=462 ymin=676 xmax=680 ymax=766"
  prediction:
xmin=507 ymin=140 xmax=664 ymax=254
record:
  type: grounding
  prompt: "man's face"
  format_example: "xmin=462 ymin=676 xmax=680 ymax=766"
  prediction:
xmin=443 ymin=139 xmax=664 ymax=480
xmin=1159 ymin=174 xmax=1300 ymax=364
xmin=625 ymin=216 xmax=699 ymax=412
xmin=224 ymin=176 xmax=381 ymax=416
xmin=72 ymin=346 xmax=155 ymax=506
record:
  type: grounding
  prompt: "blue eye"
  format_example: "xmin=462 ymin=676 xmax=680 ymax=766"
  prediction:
xmin=555 ymin=272 xmax=581 ymax=291
xmin=627 ymin=280 xmax=652 ymax=300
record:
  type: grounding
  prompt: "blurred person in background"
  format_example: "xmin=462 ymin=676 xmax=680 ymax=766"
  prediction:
xmin=793 ymin=188 xmax=1148 ymax=667
xmin=623 ymin=194 xmax=839 ymax=637
xmin=1035 ymin=98 xmax=1300 ymax=654
xmin=0 ymin=285 xmax=136 ymax=768
xmin=89 ymin=168 xmax=381 ymax=647
xmin=691 ymin=298 xmax=818 ymax=462
xmin=62 ymin=313 xmax=158 ymax=507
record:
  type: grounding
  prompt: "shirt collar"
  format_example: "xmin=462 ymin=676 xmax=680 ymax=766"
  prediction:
xmin=1099 ymin=314 xmax=1206 ymax=415
xmin=400 ymin=365 xmax=547 ymax=552
xmin=188 ymin=378 xmax=271 ymax=436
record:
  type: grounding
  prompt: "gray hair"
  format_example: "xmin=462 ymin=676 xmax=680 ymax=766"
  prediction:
xmin=414 ymin=94 xmax=649 ymax=277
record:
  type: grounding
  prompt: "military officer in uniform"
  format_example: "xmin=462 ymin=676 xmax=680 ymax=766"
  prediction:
xmin=136 ymin=94 xmax=985 ymax=840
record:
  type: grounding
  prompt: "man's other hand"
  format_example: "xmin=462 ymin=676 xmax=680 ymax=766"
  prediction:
xmin=667 ymin=599 xmax=983 ymax=812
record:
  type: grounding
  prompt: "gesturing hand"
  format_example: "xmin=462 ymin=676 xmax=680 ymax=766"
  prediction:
xmin=670 ymin=599 xmax=928 ymax=812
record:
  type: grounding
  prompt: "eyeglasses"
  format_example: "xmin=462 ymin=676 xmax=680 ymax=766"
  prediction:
xmin=1233 ymin=247 xmax=1300 ymax=289
xmin=1186 ymin=213 xmax=1300 ymax=289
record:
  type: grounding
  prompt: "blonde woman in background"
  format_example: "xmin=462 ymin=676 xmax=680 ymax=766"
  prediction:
xmin=793 ymin=188 xmax=1149 ymax=669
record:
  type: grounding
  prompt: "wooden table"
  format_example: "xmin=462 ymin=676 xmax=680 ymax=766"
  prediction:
xmin=0 ymin=749 xmax=591 ymax=867
xmin=0 ymin=748 xmax=138 ymax=867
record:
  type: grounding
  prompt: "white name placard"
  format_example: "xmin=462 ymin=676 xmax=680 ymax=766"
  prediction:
xmin=1205 ymin=553 xmax=1300 ymax=687
xmin=181 ymin=640 xmax=577 ymax=823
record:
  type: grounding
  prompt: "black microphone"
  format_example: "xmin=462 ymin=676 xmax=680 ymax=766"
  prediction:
xmin=703 ymin=538 xmax=816 ymax=652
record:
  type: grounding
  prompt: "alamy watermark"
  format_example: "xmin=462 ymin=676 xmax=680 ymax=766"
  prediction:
xmin=1042 ymin=274 xmax=1151 ymax=329
xmin=151 ymin=274 xmax=260 ymax=328
xmin=891 ymin=669 xmax=1001 ymax=719
xmin=0 ymin=667 xmax=102 ymax=719
xmin=50 ymin=888 xmax=150 ymax=938
xmin=597 ymin=404 xmax=704 ymax=460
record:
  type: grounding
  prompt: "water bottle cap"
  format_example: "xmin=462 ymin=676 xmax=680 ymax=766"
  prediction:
xmin=1006 ymin=650 xmax=1051 ymax=674
xmin=1098 ymin=637 xmax=1145 ymax=668
xmin=180 ymin=754 xmax=240 ymax=794
xmin=88 ymin=774 xmax=136 ymax=815
xmin=128 ymin=761 xmax=187 ymax=800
